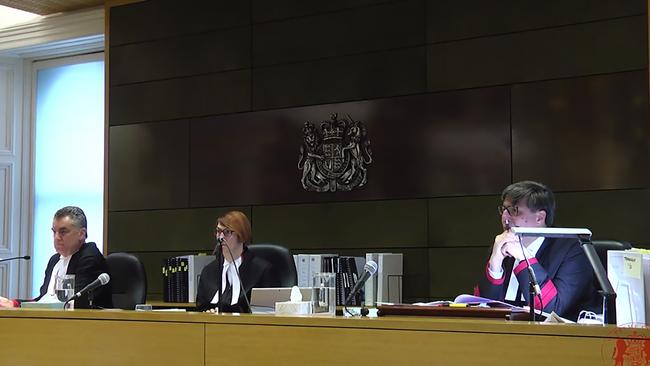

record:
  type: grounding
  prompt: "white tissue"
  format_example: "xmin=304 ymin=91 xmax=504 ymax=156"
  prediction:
xmin=276 ymin=286 xmax=312 ymax=315
xmin=290 ymin=286 xmax=303 ymax=302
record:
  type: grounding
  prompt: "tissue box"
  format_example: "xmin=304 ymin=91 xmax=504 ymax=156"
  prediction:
xmin=275 ymin=301 xmax=312 ymax=315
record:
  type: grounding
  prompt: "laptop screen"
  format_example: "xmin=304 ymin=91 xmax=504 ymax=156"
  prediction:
xmin=250 ymin=287 xmax=312 ymax=308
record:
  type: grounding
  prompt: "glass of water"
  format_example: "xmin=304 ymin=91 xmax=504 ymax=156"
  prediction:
xmin=311 ymin=272 xmax=336 ymax=315
xmin=55 ymin=274 xmax=75 ymax=303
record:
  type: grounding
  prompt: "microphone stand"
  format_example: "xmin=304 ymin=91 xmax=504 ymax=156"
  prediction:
xmin=579 ymin=236 xmax=617 ymax=325
xmin=64 ymin=297 xmax=73 ymax=309
xmin=221 ymin=243 xmax=251 ymax=313
xmin=526 ymin=267 xmax=542 ymax=321
xmin=213 ymin=240 xmax=223 ymax=314
xmin=63 ymin=286 xmax=98 ymax=310
xmin=515 ymin=234 xmax=542 ymax=321
xmin=343 ymin=290 xmax=355 ymax=317
xmin=0 ymin=256 xmax=30 ymax=263
xmin=88 ymin=290 xmax=95 ymax=309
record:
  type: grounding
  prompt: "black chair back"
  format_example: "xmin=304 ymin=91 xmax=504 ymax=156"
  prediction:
xmin=591 ymin=240 xmax=633 ymax=270
xmin=106 ymin=252 xmax=147 ymax=309
xmin=247 ymin=244 xmax=297 ymax=287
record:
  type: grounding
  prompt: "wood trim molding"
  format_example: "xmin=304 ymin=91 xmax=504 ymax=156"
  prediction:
xmin=0 ymin=7 xmax=104 ymax=58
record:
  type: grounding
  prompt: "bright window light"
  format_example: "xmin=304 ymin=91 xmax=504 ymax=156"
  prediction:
xmin=32 ymin=57 xmax=104 ymax=296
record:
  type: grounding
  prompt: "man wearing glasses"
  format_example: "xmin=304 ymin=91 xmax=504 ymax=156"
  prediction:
xmin=0 ymin=206 xmax=111 ymax=308
xmin=475 ymin=181 xmax=599 ymax=321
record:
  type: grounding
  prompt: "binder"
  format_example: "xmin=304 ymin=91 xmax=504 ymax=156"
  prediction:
xmin=166 ymin=257 xmax=175 ymax=302
xmin=348 ymin=256 xmax=364 ymax=306
xmin=364 ymin=253 xmax=403 ymax=305
xmin=377 ymin=253 xmax=403 ymax=304
xmin=297 ymin=254 xmax=310 ymax=287
xmin=309 ymin=254 xmax=337 ymax=287
xmin=323 ymin=256 xmax=334 ymax=273
xmin=339 ymin=256 xmax=363 ymax=306
xmin=295 ymin=253 xmax=338 ymax=287
xmin=162 ymin=259 xmax=170 ymax=302
xmin=163 ymin=255 xmax=214 ymax=302
xmin=173 ymin=257 xmax=180 ymax=302
xmin=353 ymin=256 xmax=366 ymax=280
xmin=335 ymin=257 xmax=344 ymax=305
xmin=364 ymin=253 xmax=379 ymax=306
xmin=180 ymin=258 xmax=188 ymax=303
xmin=177 ymin=255 xmax=214 ymax=302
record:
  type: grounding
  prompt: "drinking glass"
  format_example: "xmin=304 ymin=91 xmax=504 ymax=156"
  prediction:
xmin=311 ymin=272 xmax=336 ymax=315
xmin=55 ymin=274 xmax=75 ymax=303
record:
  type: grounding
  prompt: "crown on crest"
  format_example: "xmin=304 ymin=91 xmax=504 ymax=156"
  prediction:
xmin=321 ymin=113 xmax=345 ymax=141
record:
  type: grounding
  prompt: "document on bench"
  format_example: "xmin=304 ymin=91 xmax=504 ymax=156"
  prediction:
xmin=19 ymin=293 xmax=66 ymax=309
xmin=413 ymin=294 xmax=524 ymax=310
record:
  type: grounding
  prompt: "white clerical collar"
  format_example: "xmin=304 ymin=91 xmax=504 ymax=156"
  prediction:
xmin=210 ymin=255 xmax=243 ymax=306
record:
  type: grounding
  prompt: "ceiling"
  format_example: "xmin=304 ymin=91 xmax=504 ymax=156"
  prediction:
xmin=0 ymin=0 xmax=103 ymax=15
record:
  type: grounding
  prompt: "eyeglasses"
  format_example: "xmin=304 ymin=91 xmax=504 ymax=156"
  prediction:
xmin=214 ymin=228 xmax=234 ymax=237
xmin=497 ymin=205 xmax=519 ymax=217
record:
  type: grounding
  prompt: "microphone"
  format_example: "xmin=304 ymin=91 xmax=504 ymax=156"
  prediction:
xmin=344 ymin=260 xmax=378 ymax=306
xmin=0 ymin=255 xmax=30 ymax=263
xmin=212 ymin=236 xmax=224 ymax=256
xmin=67 ymin=273 xmax=110 ymax=302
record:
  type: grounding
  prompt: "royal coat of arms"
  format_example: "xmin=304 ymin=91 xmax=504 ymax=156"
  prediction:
xmin=298 ymin=113 xmax=372 ymax=192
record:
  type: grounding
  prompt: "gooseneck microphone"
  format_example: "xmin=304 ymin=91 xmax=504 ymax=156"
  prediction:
xmin=0 ymin=255 xmax=30 ymax=263
xmin=344 ymin=260 xmax=378 ymax=306
xmin=212 ymin=236 xmax=224 ymax=255
xmin=213 ymin=236 xmax=224 ymax=311
xmin=67 ymin=273 xmax=110 ymax=302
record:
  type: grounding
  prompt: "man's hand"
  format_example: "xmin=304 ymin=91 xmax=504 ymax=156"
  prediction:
xmin=488 ymin=231 xmax=520 ymax=272
xmin=501 ymin=240 xmax=533 ymax=262
xmin=0 ymin=296 xmax=15 ymax=308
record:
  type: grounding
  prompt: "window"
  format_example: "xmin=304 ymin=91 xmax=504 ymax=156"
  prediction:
xmin=31 ymin=53 xmax=104 ymax=295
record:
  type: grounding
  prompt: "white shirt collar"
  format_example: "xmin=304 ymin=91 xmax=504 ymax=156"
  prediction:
xmin=46 ymin=255 xmax=72 ymax=295
xmin=210 ymin=255 xmax=243 ymax=306
xmin=527 ymin=236 xmax=545 ymax=257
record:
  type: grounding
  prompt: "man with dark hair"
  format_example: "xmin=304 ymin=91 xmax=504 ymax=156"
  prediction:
xmin=0 ymin=206 xmax=111 ymax=308
xmin=475 ymin=181 xmax=599 ymax=320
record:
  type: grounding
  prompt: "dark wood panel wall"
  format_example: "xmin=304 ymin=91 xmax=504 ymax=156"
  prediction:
xmin=107 ymin=0 xmax=649 ymax=301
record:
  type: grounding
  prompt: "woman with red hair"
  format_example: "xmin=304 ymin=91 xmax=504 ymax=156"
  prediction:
xmin=196 ymin=211 xmax=272 ymax=312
